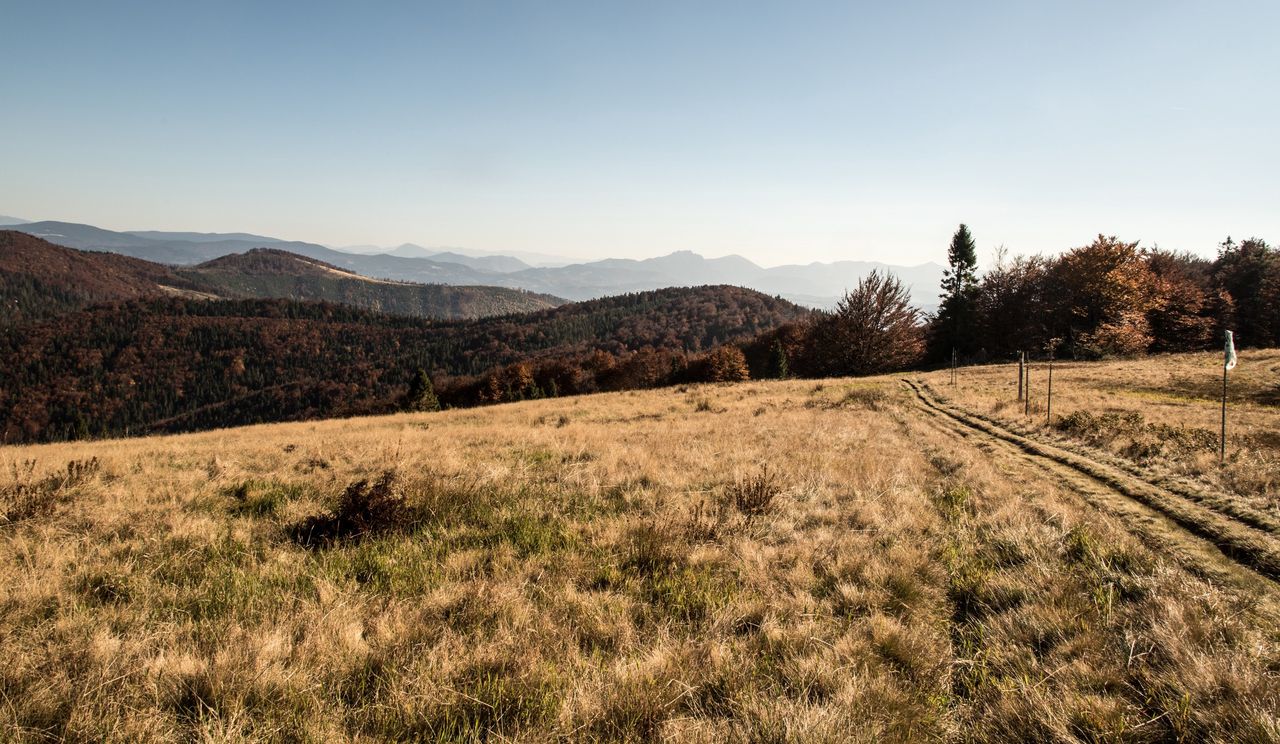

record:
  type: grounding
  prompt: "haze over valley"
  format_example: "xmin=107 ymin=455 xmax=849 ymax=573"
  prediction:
xmin=4 ymin=218 xmax=944 ymax=310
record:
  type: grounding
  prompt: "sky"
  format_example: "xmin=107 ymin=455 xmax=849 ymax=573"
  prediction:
xmin=2 ymin=1 xmax=1277 ymax=267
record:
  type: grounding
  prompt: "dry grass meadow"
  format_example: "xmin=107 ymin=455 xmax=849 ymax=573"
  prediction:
xmin=2 ymin=351 xmax=1279 ymax=742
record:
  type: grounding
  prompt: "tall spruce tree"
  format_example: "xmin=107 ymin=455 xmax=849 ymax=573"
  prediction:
xmin=933 ymin=223 xmax=980 ymax=360
xmin=768 ymin=339 xmax=790 ymax=379
xmin=403 ymin=367 xmax=440 ymax=412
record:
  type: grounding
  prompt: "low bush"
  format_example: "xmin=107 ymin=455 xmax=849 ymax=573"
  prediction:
xmin=727 ymin=468 xmax=781 ymax=518
xmin=1 ymin=457 xmax=100 ymax=524
xmin=290 ymin=471 xmax=413 ymax=546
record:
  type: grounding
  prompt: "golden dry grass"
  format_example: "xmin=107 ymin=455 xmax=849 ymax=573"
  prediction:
xmin=2 ymin=355 xmax=1279 ymax=742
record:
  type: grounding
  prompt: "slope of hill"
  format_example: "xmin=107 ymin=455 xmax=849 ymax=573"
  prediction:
xmin=495 ymin=251 xmax=943 ymax=309
xmin=13 ymin=221 xmax=248 ymax=263
xmin=181 ymin=249 xmax=563 ymax=319
xmin=422 ymin=249 xmax=531 ymax=273
xmin=0 ymin=286 xmax=808 ymax=442
xmin=0 ymin=233 xmax=563 ymax=324
xmin=1 ymin=362 xmax=1276 ymax=740
xmin=0 ymin=231 xmax=211 ymax=325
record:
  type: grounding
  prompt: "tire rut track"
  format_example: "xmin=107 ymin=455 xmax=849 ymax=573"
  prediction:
xmin=903 ymin=378 xmax=1280 ymax=592
xmin=928 ymin=389 xmax=1280 ymax=537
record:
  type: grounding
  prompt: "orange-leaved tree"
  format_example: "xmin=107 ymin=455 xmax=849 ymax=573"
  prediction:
xmin=1046 ymin=235 xmax=1161 ymax=357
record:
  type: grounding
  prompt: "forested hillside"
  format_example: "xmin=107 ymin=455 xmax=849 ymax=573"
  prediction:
xmin=0 ymin=287 xmax=808 ymax=442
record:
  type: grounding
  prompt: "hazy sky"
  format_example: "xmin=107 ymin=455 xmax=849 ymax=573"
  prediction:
xmin=2 ymin=1 xmax=1277 ymax=266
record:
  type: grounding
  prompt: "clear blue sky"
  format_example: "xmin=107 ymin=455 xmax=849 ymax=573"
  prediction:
xmin=2 ymin=1 xmax=1277 ymax=266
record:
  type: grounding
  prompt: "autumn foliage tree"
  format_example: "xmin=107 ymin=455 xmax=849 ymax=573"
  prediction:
xmin=1044 ymin=236 xmax=1162 ymax=357
xmin=704 ymin=345 xmax=750 ymax=382
xmin=974 ymin=250 xmax=1051 ymax=358
xmin=1144 ymin=250 xmax=1218 ymax=353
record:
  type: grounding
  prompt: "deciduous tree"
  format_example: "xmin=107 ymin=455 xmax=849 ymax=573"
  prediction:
xmin=803 ymin=271 xmax=924 ymax=376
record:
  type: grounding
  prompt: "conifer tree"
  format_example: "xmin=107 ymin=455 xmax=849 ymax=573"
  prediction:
xmin=932 ymin=223 xmax=980 ymax=359
xmin=768 ymin=339 xmax=790 ymax=379
xmin=403 ymin=367 xmax=440 ymax=412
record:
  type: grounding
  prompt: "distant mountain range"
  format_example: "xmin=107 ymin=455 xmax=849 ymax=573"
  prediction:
xmin=0 ymin=231 xmax=563 ymax=325
xmin=336 ymin=242 xmax=575 ymax=268
xmin=5 ymin=219 xmax=944 ymax=309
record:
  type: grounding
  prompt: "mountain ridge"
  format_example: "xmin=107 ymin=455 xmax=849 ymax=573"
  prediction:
xmin=5 ymin=218 xmax=945 ymax=308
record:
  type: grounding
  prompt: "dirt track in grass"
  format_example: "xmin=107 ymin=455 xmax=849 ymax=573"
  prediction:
xmin=906 ymin=378 xmax=1280 ymax=599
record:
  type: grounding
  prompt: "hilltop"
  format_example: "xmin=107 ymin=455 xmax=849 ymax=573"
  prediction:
xmin=180 ymin=249 xmax=564 ymax=319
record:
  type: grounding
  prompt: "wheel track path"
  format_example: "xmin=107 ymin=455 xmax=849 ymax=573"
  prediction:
xmin=903 ymin=378 xmax=1280 ymax=595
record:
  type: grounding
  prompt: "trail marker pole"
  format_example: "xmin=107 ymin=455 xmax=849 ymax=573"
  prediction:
xmin=951 ymin=348 xmax=957 ymax=386
xmin=1046 ymin=347 xmax=1054 ymax=426
xmin=1220 ymin=362 xmax=1228 ymax=464
xmin=1220 ymin=329 xmax=1236 ymax=465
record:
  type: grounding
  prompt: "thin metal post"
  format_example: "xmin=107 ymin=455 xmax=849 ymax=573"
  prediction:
xmin=1046 ymin=348 xmax=1054 ymax=425
xmin=1024 ymin=360 xmax=1031 ymax=416
xmin=951 ymin=348 xmax=957 ymax=386
xmin=1017 ymin=351 xmax=1024 ymax=401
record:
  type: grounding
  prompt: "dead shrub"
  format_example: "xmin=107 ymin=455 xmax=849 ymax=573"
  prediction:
xmin=300 ymin=457 xmax=331 ymax=473
xmin=622 ymin=523 xmax=683 ymax=577
xmin=1055 ymin=410 xmax=1142 ymax=443
xmin=289 ymin=471 xmax=413 ymax=547
xmin=683 ymin=497 xmax=731 ymax=541
xmin=727 ymin=467 xmax=781 ymax=518
xmin=1 ymin=457 xmax=100 ymax=524
xmin=835 ymin=386 xmax=889 ymax=410
xmin=1057 ymin=410 xmax=1218 ymax=459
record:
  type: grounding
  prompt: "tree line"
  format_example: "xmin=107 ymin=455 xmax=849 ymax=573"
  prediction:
xmin=699 ymin=228 xmax=1278 ymax=387
xmin=928 ymin=227 xmax=1278 ymax=362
